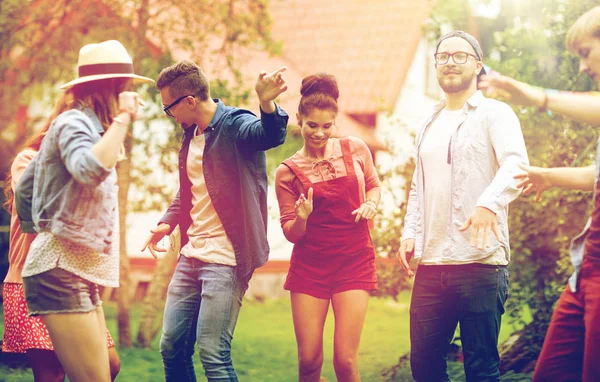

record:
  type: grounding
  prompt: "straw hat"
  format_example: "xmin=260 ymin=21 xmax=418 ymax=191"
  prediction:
xmin=60 ymin=40 xmax=154 ymax=89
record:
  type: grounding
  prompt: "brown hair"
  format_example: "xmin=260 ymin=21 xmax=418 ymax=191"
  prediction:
xmin=566 ymin=6 xmax=600 ymax=54
xmin=3 ymin=77 xmax=128 ymax=212
xmin=156 ymin=60 xmax=210 ymax=101
xmin=298 ymin=73 xmax=339 ymax=118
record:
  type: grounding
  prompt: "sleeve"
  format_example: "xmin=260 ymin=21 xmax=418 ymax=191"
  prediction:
xmin=11 ymin=150 xmax=37 ymax=189
xmin=14 ymin=153 xmax=38 ymax=233
xmin=401 ymin=168 xmax=419 ymax=242
xmin=349 ymin=136 xmax=380 ymax=191
xmin=275 ymin=164 xmax=302 ymax=238
xmin=158 ymin=189 xmax=181 ymax=234
xmin=233 ymin=104 xmax=289 ymax=150
xmin=56 ymin=111 xmax=112 ymax=186
xmin=476 ymin=102 xmax=529 ymax=213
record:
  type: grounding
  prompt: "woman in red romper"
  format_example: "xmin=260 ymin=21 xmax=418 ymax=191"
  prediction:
xmin=275 ymin=73 xmax=381 ymax=382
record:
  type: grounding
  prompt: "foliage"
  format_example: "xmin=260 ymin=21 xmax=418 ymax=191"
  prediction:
xmin=265 ymin=127 xmax=303 ymax=177
xmin=370 ymin=149 xmax=416 ymax=300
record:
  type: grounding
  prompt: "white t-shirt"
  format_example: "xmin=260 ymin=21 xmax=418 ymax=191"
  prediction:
xmin=419 ymin=108 xmax=464 ymax=264
xmin=180 ymin=127 xmax=236 ymax=266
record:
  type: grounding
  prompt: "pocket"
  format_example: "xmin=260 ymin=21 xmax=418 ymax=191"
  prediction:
xmin=497 ymin=267 xmax=509 ymax=314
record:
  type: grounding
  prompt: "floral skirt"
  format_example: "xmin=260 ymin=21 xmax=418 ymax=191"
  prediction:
xmin=2 ymin=283 xmax=115 ymax=353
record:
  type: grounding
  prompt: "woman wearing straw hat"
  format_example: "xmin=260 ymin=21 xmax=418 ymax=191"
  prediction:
xmin=2 ymin=129 xmax=121 ymax=381
xmin=14 ymin=40 xmax=153 ymax=382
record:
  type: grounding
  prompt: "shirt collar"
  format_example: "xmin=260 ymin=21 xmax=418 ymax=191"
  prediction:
xmin=183 ymin=98 xmax=223 ymax=136
xmin=81 ymin=107 xmax=105 ymax=135
xmin=206 ymin=99 xmax=225 ymax=130
xmin=433 ymin=90 xmax=485 ymax=113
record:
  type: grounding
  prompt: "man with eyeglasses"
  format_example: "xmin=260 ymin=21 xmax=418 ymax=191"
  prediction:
xmin=141 ymin=60 xmax=289 ymax=381
xmin=397 ymin=31 xmax=529 ymax=381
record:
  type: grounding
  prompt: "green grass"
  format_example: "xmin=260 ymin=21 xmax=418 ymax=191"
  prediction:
xmin=0 ymin=292 xmax=531 ymax=381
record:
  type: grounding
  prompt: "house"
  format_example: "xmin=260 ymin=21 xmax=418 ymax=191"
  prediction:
xmin=177 ymin=0 xmax=441 ymax=299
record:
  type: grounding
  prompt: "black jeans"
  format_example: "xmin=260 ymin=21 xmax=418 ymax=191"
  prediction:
xmin=409 ymin=263 xmax=509 ymax=382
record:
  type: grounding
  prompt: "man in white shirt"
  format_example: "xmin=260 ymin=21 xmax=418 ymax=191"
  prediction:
xmin=398 ymin=31 xmax=529 ymax=381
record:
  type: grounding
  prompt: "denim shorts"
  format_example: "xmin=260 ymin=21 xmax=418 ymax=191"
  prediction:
xmin=22 ymin=267 xmax=102 ymax=316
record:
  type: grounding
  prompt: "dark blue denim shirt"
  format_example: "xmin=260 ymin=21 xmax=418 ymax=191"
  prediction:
xmin=159 ymin=100 xmax=288 ymax=282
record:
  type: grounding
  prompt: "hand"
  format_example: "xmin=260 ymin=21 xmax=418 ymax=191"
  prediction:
xmin=118 ymin=91 xmax=144 ymax=121
xmin=514 ymin=163 xmax=552 ymax=202
xmin=458 ymin=207 xmax=499 ymax=250
xmin=351 ymin=201 xmax=377 ymax=223
xmin=397 ymin=239 xmax=415 ymax=277
xmin=294 ymin=187 xmax=313 ymax=221
xmin=255 ymin=66 xmax=288 ymax=104
xmin=478 ymin=74 xmax=545 ymax=108
xmin=141 ymin=223 xmax=171 ymax=259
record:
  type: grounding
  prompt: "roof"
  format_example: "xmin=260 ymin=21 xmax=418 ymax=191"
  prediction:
xmin=269 ymin=0 xmax=431 ymax=114
xmin=164 ymin=0 xmax=432 ymax=152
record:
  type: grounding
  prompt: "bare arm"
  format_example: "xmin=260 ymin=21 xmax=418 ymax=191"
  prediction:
xmin=479 ymin=74 xmax=600 ymax=126
xmin=91 ymin=92 xmax=141 ymax=168
xmin=90 ymin=112 xmax=130 ymax=169
xmin=515 ymin=164 xmax=595 ymax=201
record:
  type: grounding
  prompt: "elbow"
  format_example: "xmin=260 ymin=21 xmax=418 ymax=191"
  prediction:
xmin=283 ymin=231 xmax=300 ymax=244
xmin=68 ymin=156 xmax=111 ymax=187
xmin=71 ymin=172 xmax=105 ymax=187
xmin=283 ymin=227 xmax=305 ymax=244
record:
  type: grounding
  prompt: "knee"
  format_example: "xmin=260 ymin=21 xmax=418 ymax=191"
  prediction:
xmin=410 ymin=355 xmax=442 ymax=382
xmin=298 ymin=352 xmax=323 ymax=376
xmin=159 ymin=334 xmax=187 ymax=361
xmin=333 ymin=353 xmax=358 ymax=376
xmin=198 ymin=344 xmax=232 ymax=367
xmin=33 ymin=365 xmax=65 ymax=382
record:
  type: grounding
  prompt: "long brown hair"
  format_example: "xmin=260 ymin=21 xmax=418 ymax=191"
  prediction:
xmin=3 ymin=77 xmax=129 ymax=213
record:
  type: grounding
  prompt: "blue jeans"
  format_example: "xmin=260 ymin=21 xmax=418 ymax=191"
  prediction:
xmin=160 ymin=256 xmax=246 ymax=382
xmin=409 ymin=264 xmax=509 ymax=382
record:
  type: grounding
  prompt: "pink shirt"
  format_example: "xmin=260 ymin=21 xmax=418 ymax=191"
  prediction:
xmin=275 ymin=136 xmax=380 ymax=238
xmin=5 ymin=150 xmax=37 ymax=284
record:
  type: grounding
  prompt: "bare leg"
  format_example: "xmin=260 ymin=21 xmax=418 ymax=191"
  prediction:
xmin=26 ymin=349 xmax=65 ymax=382
xmin=331 ymin=290 xmax=370 ymax=382
xmin=108 ymin=346 xmax=121 ymax=381
xmin=42 ymin=306 xmax=111 ymax=382
xmin=290 ymin=292 xmax=330 ymax=382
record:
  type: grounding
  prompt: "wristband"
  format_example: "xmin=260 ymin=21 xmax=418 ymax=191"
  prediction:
xmin=118 ymin=108 xmax=136 ymax=122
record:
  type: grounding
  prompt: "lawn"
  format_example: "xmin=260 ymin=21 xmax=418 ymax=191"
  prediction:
xmin=0 ymin=291 xmax=531 ymax=381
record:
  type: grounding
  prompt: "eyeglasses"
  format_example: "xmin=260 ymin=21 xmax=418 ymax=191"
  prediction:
xmin=434 ymin=51 xmax=479 ymax=65
xmin=163 ymin=95 xmax=195 ymax=117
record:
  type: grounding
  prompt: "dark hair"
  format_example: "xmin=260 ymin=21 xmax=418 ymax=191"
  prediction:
xmin=298 ymin=73 xmax=339 ymax=117
xmin=156 ymin=60 xmax=210 ymax=101
xmin=3 ymin=77 xmax=128 ymax=212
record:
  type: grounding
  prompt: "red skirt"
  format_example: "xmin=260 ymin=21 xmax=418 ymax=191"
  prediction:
xmin=2 ymin=283 xmax=115 ymax=353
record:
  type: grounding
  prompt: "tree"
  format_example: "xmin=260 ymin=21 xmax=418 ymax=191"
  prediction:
xmin=1 ymin=0 xmax=280 ymax=347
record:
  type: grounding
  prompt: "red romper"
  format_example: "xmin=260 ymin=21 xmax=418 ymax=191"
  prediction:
xmin=281 ymin=138 xmax=378 ymax=299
